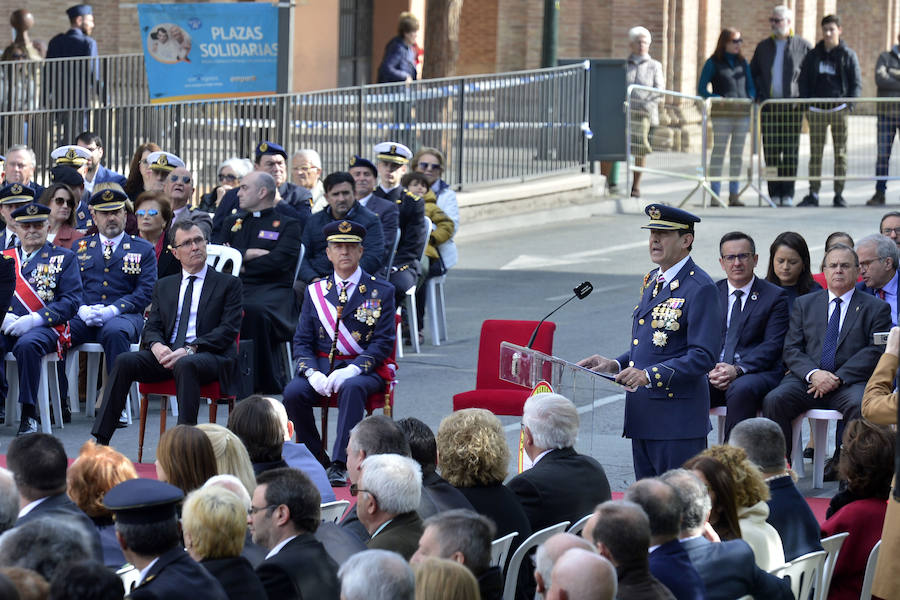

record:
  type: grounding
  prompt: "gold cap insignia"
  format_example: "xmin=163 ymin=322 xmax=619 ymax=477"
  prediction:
xmin=10 ymin=184 xmax=21 ymax=194
xmin=390 ymin=144 xmax=397 ymax=153
xmin=649 ymin=207 xmax=661 ymax=220
xmin=158 ymin=155 xmax=168 ymax=166
xmin=102 ymin=190 xmax=114 ymax=201
xmin=66 ymin=148 xmax=77 ymax=159
xmin=259 ymin=142 xmax=268 ymax=152
xmin=349 ymin=156 xmax=357 ymax=166
xmin=338 ymin=221 xmax=352 ymax=233
xmin=25 ymin=204 xmax=37 ymax=215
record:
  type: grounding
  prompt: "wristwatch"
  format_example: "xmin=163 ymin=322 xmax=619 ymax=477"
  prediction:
xmin=734 ymin=366 xmax=745 ymax=378
xmin=184 ymin=345 xmax=196 ymax=356
xmin=304 ymin=368 xmax=317 ymax=378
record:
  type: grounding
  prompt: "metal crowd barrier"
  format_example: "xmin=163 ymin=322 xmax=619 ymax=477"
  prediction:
xmin=0 ymin=62 xmax=588 ymax=194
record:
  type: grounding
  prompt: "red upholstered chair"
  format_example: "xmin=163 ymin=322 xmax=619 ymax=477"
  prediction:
xmin=452 ymin=319 xmax=556 ymax=416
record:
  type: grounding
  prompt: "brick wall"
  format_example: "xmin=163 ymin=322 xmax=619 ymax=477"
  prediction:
xmin=458 ymin=0 xmax=500 ymax=75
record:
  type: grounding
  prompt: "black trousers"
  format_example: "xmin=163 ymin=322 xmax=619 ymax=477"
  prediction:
xmin=709 ymin=370 xmax=782 ymax=441
xmin=92 ymin=349 xmax=220 ymax=444
xmin=760 ymin=104 xmax=803 ymax=199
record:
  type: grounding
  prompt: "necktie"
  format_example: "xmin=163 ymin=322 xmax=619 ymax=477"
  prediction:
xmin=652 ymin=272 xmax=665 ymax=297
xmin=722 ymin=290 xmax=744 ymax=363
xmin=102 ymin=240 xmax=114 ymax=260
xmin=878 ymin=288 xmax=886 ymax=300
xmin=7 ymin=233 xmax=16 ymax=249
xmin=339 ymin=281 xmax=351 ymax=304
xmin=173 ymin=276 xmax=196 ymax=348
xmin=820 ymin=298 xmax=842 ymax=372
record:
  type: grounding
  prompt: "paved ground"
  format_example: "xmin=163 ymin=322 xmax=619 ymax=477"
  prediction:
xmin=22 ymin=169 xmax=896 ymax=498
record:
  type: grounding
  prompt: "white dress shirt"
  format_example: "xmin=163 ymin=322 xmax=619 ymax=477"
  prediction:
xmin=265 ymin=534 xmax=298 ymax=560
xmin=334 ymin=267 xmax=362 ymax=302
xmin=98 ymin=231 xmax=126 ymax=254
xmin=725 ymin=277 xmax=755 ymax=327
xmin=169 ymin=265 xmax=208 ymax=345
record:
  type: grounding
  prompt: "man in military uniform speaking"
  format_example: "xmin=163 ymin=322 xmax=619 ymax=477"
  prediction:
xmin=578 ymin=205 xmax=722 ymax=479
xmin=0 ymin=203 xmax=82 ymax=435
xmin=282 ymin=220 xmax=396 ymax=485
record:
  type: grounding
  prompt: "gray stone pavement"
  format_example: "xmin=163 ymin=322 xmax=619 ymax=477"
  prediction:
xmin=18 ymin=169 xmax=895 ymax=498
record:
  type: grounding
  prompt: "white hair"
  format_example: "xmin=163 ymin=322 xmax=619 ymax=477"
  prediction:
xmin=217 ymin=157 xmax=253 ymax=178
xmin=292 ymin=149 xmax=322 ymax=170
xmin=523 ymin=393 xmax=579 ymax=449
xmin=359 ymin=454 xmax=421 ymax=515
xmin=264 ymin=396 xmax=292 ymax=441
xmin=772 ymin=5 xmax=793 ymax=21
xmin=628 ymin=26 xmax=651 ymax=43
xmin=340 ymin=549 xmax=414 ymax=600
xmin=5 ymin=144 xmax=35 ymax=167
xmin=203 ymin=474 xmax=252 ymax=511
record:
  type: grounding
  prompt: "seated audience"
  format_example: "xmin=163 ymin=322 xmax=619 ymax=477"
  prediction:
xmin=339 ymin=549 xmax=414 ymax=600
xmin=812 ymin=231 xmax=855 ymax=288
xmin=710 ymin=232 xmax=790 ymax=439
xmin=202 ymin=474 xmax=267 ymax=568
xmin=122 ymin=142 xmax=161 ymax=200
xmin=660 ymin=469 xmax=792 ymax=600
xmin=411 ymin=509 xmax=502 ymax=600
xmin=582 ymin=500 xmax=675 ymax=600
xmin=546 ymin=548 xmax=617 ymax=600
xmin=291 ymin=149 xmax=327 ymax=212
xmin=696 ymin=445 xmax=785 ymax=570
xmin=729 ymin=417 xmax=824 ymax=560
xmin=412 ymin=147 xmax=459 ymax=270
xmin=0 ymin=469 xmax=16 ymax=536
xmin=855 ymin=233 xmax=900 ymax=326
xmin=181 ymin=485 xmax=267 ymax=600
xmin=265 ymin=397 xmax=335 ymax=501
xmin=164 ymin=164 xmax=212 ymax=237
xmin=48 ymin=560 xmax=123 ymax=600
xmin=196 ymin=423 xmax=257 ymax=497
xmin=65 ymin=440 xmax=138 ymax=568
xmin=0 ymin=517 xmax=94 ymax=584
xmin=682 ymin=455 xmax=742 ymax=542
xmin=624 ymin=478 xmax=706 ymax=600
xmin=198 ymin=158 xmax=253 ymax=213
xmin=534 ymin=533 xmax=596 ymax=600
xmin=508 ymin=392 xmax=611 ymax=531
xmin=249 ymin=467 xmax=340 ymax=600
xmin=413 ymin=557 xmax=481 ymax=600
xmin=349 ymin=155 xmax=398 ymax=267
xmin=2 ymin=567 xmax=46 ymax=600
xmin=37 ymin=182 xmax=83 ymax=249
xmin=821 ymin=419 xmax=895 ymax=600
xmin=765 ymin=231 xmax=821 ymax=310
xmin=6 ymin=434 xmax=101 ymax=560
xmin=763 ymin=243 xmax=890 ymax=474
xmin=357 ymin=454 xmax=423 ymax=559
xmin=397 ymin=417 xmax=473 ymax=514
xmin=104 ymin=478 xmax=227 ymax=599
xmin=155 ymin=424 xmax=219 ymax=495
xmin=134 ymin=191 xmax=178 ymax=278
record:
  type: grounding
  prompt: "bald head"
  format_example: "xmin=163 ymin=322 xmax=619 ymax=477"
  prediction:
xmin=624 ymin=478 xmax=682 ymax=544
xmin=534 ymin=533 xmax=595 ymax=598
xmin=546 ymin=548 xmax=617 ymax=600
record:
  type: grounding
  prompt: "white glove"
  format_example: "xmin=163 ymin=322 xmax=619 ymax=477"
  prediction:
xmin=77 ymin=305 xmax=94 ymax=322
xmin=1 ymin=313 xmax=19 ymax=335
xmin=7 ymin=313 xmax=42 ymax=337
xmin=96 ymin=305 xmax=120 ymax=324
xmin=85 ymin=304 xmax=107 ymax=327
xmin=307 ymin=370 xmax=329 ymax=396
xmin=325 ymin=364 xmax=361 ymax=395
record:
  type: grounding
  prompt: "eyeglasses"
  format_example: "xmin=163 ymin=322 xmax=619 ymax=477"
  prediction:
xmin=731 ymin=38 xmax=743 ymax=44
xmin=417 ymin=161 xmax=441 ymax=171
xmin=82 ymin=146 xmax=99 ymax=152
xmin=136 ymin=208 xmax=159 ymax=217
xmin=52 ymin=196 xmax=73 ymax=206
xmin=721 ymin=253 xmax=753 ymax=262
xmin=292 ymin=166 xmax=317 ymax=173
xmin=769 ymin=17 xmax=785 ymax=23
xmin=169 ymin=174 xmax=191 ymax=184
xmin=354 ymin=488 xmax=378 ymax=503
xmin=218 ymin=173 xmax=239 ymax=183
xmin=248 ymin=504 xmax=277 ymax=516
xmin=171 ymin=235 xmax=206 ymax=249
xmin=859 ymin=257 xmax=887 ymax=270
xmin=881 ymin=227 xmax=900 ymax=236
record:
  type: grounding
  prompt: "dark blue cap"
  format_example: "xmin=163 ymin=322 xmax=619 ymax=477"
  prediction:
xmin=12 ymin=203 xmax=50 ymax=223
xmin=50 ymin=165 xmax=84 ymax=187
xmin=255 ymin=141 xmax=287 ymax=162
xmin=103 ymin=479 xmax=184 ymax=525
xmin=323 ymin=219 xmax=366 ymax=243
xmin=349 ymin=155 xmax=377 ymax=176
xmin=89 ymin=188 xmax=127 ymax=211
xmin=642 ymin=204 xmax=701 ymax=231
xmin=66 ymin=4 xmax=92 ymax=18
xmin=0 ymin=183 xmax=35 ymax=205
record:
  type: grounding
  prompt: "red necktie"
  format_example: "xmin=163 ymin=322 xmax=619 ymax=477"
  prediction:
xmin=878 ymin=289 xmax=886 ymax=300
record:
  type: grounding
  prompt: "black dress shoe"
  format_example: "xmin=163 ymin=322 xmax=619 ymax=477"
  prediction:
xmin=797 ymin=194 xmax=819 ymax=207
xmin=327 ymin=462 xmax=349 ymax=487
xmin=16 ymin=417 xmax=38 ymax=436
xmin=833 ymin=195 xmax=847 ymax=207
xmin=823 ymin=457 xmax=840 ymax=482
xmin=803 ymin=447 xmax=814 ymax=460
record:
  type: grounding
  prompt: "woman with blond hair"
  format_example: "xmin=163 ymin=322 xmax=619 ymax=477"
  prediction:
xmin=66 ymin=440 xmax=138 ymax=567
xmin=197 ymin=423 xmax=256 ymax=497
xmin=414 ymin=557 xmax=481 ymax=600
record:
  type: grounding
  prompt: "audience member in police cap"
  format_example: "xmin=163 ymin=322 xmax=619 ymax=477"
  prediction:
xmin=6 ymin=434 xmax=101 ymax=560
xmin=0 ymin=516 xmax=94 ymax=583
xmin=0 ymin=182 xmax=34 ymax=250
xmin=48 ymin=560 xmax=123 ymax=600
xmin=339 ymin=549 xmax=414 ymax=600
xmin=104 ymin=478 xmax=227 ymax=599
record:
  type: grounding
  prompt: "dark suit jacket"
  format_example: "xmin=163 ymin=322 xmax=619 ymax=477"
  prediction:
xmin=361 ymin=193 xmax=400 ymax=266
xmin=716 ymin=277 xmax=789 ymax=374
xmin=783 ymin=289 xmax=891 ymax=385
xmin=507 ymin=447 xmax=611 ymax=532
xmin=648 ymin=540 xmax=706 ymax=600
xmin=201 ymin=556 xmax=267 ymax=600
xmin=16 ymin=493 xmax=103 ymax=562
xmin=129 ymin=547 xmax=228 ymax=600
xmin=255 ymin=533 xmax=340 ymax=600
xmin=681 ymin=536 xmax=792 ymax=600
xmin=315 ymin=522 xmax=367 ymax=565
xmin=766 ymin=475 xmax=824 ymax=561
xmin=366 ymin=510 xmax=423 ymax=560
xmin=422 ymin=471 xmax=474 ymax=514
xmin=377 ymin=36 xmax=417 ymax=83
xmin=141 ymin=267 xmax=242 ymax=393
xmin=298 ymin=204 xmax=386 ymax=282
xmin=616 ymin=561 xmax=676 ymax=600
xmin=211 ymin=183 xmax=312 ymax=242
xmin=856 ymin=273 xmax=899 ymax=326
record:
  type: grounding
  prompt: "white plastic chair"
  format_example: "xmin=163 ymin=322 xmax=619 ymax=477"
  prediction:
xmin=816 ymin=532 xmax=849 ymax=600
xmin=5 ymin=351 xmax=63 ymax=434
xmin=710 ymin=405 xmax=727 ymax=445
xmin=502 ymin=521 xmax=570 ymax=600
xmin=320 ymin=500 xmax=350 ymax=524
xmin=859 ymin=540 xmax=880 ymax=600
xmin=205 ymin=243 xmax=242 ymax=276
xmin=791 ymin=409 xmax=843 ymax=488
xmin=398 ymin=217 xmax=431 ymax=354
xmin=567 ymin=514 xmax=593 ymax=535
xmin=771 ymin=550 xmax=826 ymax=600
xmin=66 ymin=342 xmax=141 ymax=422
xmin=490 ymin=531 xmax=518 ymax=568
xmin=424 ymin=272 xmax=447 ymax=345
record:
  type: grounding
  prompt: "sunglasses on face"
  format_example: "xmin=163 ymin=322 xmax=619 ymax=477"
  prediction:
xmin=218 ymin=173 xmax=239 ymax=183
xmin=417 ymin=162 xmax=441 ymax=171
xmin=136 ymin=208 xmax=159 ymax=217
xmin=169 ymin=175 xmax=191 ymax=184
xmin=52 ymin=196 xmax=74 ymax=207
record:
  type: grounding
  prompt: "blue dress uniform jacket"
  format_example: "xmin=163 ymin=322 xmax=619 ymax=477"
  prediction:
xmin=374 ymin=185 xmax=426 ymax=272
xmin=616 ymin=257 xmax=722 ymax=440
xmin=362 ymin=193 xmax=400 ymax=265
xmin=73 ymin=199 xmax=92 ymax=230
xmin=127 ymin=547 xmax=228 ymax=600
xmin=298 ymin=204 xmax=386 ymax=282
xmin=73 ymin=234 xmax=156 ymax=322
xmin=211 ymin=182 xmax=312 ymax=243
xmin=92 ymin=164 xmax=127 ymax=188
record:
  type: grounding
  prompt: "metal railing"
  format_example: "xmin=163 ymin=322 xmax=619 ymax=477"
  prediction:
xmin=2 ymin=62 xmax=588 ymax=194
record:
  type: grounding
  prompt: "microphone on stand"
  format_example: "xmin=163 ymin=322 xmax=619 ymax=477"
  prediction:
xmin=526 ymin=281 xmax=593 ymax=348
